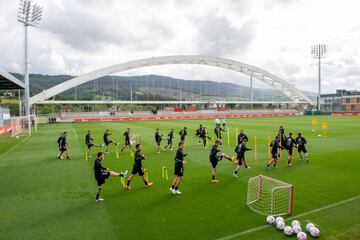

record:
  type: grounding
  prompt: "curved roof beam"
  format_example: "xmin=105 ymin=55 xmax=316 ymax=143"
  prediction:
xmin=30 ymin=55 xmax=313 ymax=105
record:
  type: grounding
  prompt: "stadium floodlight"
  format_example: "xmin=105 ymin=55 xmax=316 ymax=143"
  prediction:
xmin=311 ymin=44 xmax=327 ymax=112
xmin=17 ymin=0 xmax=43 ymax=136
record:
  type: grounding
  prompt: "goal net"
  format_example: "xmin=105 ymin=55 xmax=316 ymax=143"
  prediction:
xmin=10 ymin=115 xmax=38 ymax=137
xmin=247 ymin=175 xmax=293 ymax=216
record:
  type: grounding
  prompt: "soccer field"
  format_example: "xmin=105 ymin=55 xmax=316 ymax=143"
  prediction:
xmin=0 ymin=116 xmax=359 ymax=240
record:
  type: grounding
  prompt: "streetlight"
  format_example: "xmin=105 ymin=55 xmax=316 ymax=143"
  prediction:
xmin=311 ymin=44 xmax=327 ymax=112
xmin=17 ymin=0 xmax=43 ymax=136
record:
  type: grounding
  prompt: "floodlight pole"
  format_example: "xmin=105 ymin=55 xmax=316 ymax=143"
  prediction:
xmin=24 ymin=24 xmax=31 ymax=135
xmin=311 ymin=44 xmax=327 ymax=112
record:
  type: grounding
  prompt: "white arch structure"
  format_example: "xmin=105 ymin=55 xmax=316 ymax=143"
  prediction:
xmin=30 ymin=55 xmax=313 ymax=105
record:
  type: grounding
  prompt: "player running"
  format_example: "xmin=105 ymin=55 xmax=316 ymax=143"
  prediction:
xmin=163 ymin=128 xmax=174 ymax=151
xmin=170 ymin=141 xmax=190 ymax=195
xmin=195 ymin=124 xmax=203 ymax=144
xmin=94 ymin=152 xmax=128 ymax=202
xmin=266 ymin=135 xmax=282 ymax=170
xmin=285 ymin=133 xmax=297 ymax=166
xmin=210 ymin=140 xmax=232 ymax=183
xmin=237 ymin=129 xmax=249 ymax=145
xmin=59 ymin=131 xmax=70 ymax=159
xmin=124 ymin=144 xmax=153 ymax=190
xmin=214 ymin=125 xmax=225 ymax=143
xmin=103 ymin=129 xmax=119 ymax=153
xmin=86 ymin=130 xmax=103 ymax=157
xmin=120 ymin=128 xmax=132 ymax=152
xmin=200 ymin=127 xmax=212 ymax=148
xmin=57 ymin=132 xmax=65 ymax=157
xmin=155 ymin=128 xmax=163 ymax=153
xmin=233 ymin=139 xmax=251 ymax=177
xmin=179 ymin=127 xmax=187 ymax=142
xmin=296 ymin=133 xmax=309 ymax=163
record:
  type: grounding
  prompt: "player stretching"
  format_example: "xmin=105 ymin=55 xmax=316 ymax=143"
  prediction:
xmin=155 ymin=128 xmax=163 ymax=153
xmin=237 ymin=129 xmax=249 ymax=145
xmin=59 ymin=131 xmax=70 ymax=159
xmin=94 ymin=152 xmax=128 ymax=201
xmin=163 ymin=128 xmax=174 ymax=150
xmin=179 ymin=127 xmax=187 ymax=142
xmin=170 ymin=142 xmax=190 ymax=195
xmin=296 ymin=133 xmax=309 ymax=163
xmin=195 ymin=124 xmax=203 ymax=144
xmin=210 ymin=140 xmax=232 ymax=183
xmin=200 ymin=127 xmax=211 ymax=148
xmin=86 ymin=130 xmax=103 ymax=157
xmin=233 ymin=139 xmax=251 ymax=177
xmin=120 ymin=128 xmax=131 ymax=152
xmin=285 ymin=133 xmax=297 ymax=166
xmin=124 ymin=144 xmax=153 ymax=190
xmin=266 ymin=135 xmax=282 ymax=170
xmin=103 ymin=129 xmax=118 ymax=153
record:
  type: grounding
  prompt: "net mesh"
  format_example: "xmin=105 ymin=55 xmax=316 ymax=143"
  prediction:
xmin=247 ymin=175 xmax=293 ymax=216
xmin=10 ymin=115 xmax=37 ymax=137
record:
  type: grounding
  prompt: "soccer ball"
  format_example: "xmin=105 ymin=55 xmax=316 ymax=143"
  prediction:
xmin=310 ymin=227 xmax=320 ymax=237
xmin=275 ymin=216 xmax=284 ymax=223
xmin=216 ymin=152 xmax=224 ymax=160
xmin=283 ymin=226 xmax=294 ymax=235
xmin=266 ymin=215 xmax=275 ymax=224
xmin=16 ymin=136 xmax=19 ymax=139
xmin=306 ymin=223 xmax=315 ymax=232
xmin=130 ymin=140 xmax=135 ymax=145
xmin=276 ymin=221 xmax=285 ymax=230
xmin=293 ymin=225 xmax=302 ymax=234
xmin=291 ymin=220 xmax=300 ymax=227
xmin=297 ymin=231 xmax=307 ymax=240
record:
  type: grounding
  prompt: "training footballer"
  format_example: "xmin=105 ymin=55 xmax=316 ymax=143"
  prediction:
xmin=209 ymin=140 xmax=232 ymax=183
xmin=124 ymin=144 xmax=153 ymax=190
xmin=94 ymin=152 xmax=128 ymax=201
xmin=163 ymin=128 xmax=175 ymax=150
xmin=296 ymin=133 xmax=309 ymax=163
xmin=103 ymin=129 xmax=119 ymax=153
xmin=195 ymin=124 xmax=203 ymax=144
xmin=233 ymin=139 xmax=251 ymax=177
xmin=237 ymin=129 xmax=249 ymax=145
xmin=285 ymin=133 xmax=297 ymax=166
xmin=214 ymin=125 xmax=225 ymax=143
xmin=200 ymin=126 xmax=212 ymax=148
xmin=85 ymin=130 xmax=103 ymax=157
xmin=59 ymin=131 xmax=70 ymax=160
xmin=120 ymin=128 xmax=132 ymax=152
xmin=179 ymin=127 xmax=188 ymax=142
xmin=266 ymin=135 xmax=282 ymax=170
xmin=57 ymin=132 xmax=65 ymax=157
xmin=170 ymin=141 xmax=190 ymax=195
xmin=155 ymin=128 xmax=163 ymax=153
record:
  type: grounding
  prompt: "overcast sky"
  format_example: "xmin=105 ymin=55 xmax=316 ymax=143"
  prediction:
xmin=1 ymin=0 xmax=360 ymax=93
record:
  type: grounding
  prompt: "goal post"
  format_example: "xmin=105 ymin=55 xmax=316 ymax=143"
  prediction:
xmin=247 ymin=175 xmax=293 ymax=216
xmin=10 ymin=115 xmax=38 ymax=137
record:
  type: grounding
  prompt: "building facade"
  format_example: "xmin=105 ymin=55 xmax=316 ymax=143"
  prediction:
xmin=321 ymin=89 xmax=360 ymax=112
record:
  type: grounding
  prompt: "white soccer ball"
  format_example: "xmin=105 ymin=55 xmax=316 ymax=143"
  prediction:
xmin=291 ymin=220 xmax=301 ymax=227
xmin=297 ymin=231 xmax=307 ymax=240
xmin=310 ymin=227 xmax=320 ymax=237
xmin=283 ymin=226 xmax=294 ymax=235
xmin=293 ymin=224 xmax=302 ymax=234
xmin=266 ymin=215 xmax=275 ymax=224
xmin=306 ymin=223 xmax=315 ymax=232
xmin=130 ymin=140 xmax=135 ymax=145
xmin=275 ymin=216 xmax=284 ymax=223
xmin=276 ymin=221 xmax=285 ymax=230
xmin=16 ymin=136 xmax=19 ymax=139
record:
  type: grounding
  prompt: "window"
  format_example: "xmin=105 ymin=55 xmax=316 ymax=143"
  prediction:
xmin=346 ymin=98 xmax=350 ymax=103
xmin=357 ymin=97 xmax=360 ymax=103
xmin=341 ymin=105 xmax=346 ymax=112
xmin=351 ymin=105 xmax=356 ymax=112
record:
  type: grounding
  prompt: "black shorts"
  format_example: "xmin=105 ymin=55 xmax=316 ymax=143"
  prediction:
xmin=167 ymin=139 xmax=173 ymax=145
xmin=105 ymin=140 xmax=113 ymax=146
xmin=87 ymin=143 xmax=94 ymax=149
xmin=298 ymin=145 xmax=307 ymax=153
xmin=156 ymin=141 xmax=161 ymax=146
xmin=131 ymin=164 xmax=144 ymax=176
xmin=180 ymin=138 xmax=185 ymax=142
xmin=237 ymin=156 xmax=244 ymax=165
xmin=272 ymin=151 xmax=278 ymax=159
xmin=288 ymin=147 xmax=294 ymax=156
xmin=174 ymin=163 xmax=184 ymax=176
xmin=60 ymin=146 xmax=67 ymax=152
xmin=96 ymin=172 xmax=110 ymax=186
xmin=210 ymin=160 xmax=218 ymax=168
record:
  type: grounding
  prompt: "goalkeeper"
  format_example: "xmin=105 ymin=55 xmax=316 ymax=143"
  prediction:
xmin=210 ymin=140 xmax=232 ymax=183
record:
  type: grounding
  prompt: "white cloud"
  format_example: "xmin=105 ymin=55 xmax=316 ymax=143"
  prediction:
xmin=0 ymin=0 xmax=360 ymax=93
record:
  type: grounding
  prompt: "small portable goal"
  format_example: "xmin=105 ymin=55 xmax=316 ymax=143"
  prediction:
xmin=247 ymin=175 xmax=293 ymax=216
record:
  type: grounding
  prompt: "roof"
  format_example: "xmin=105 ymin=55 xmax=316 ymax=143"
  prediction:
xmin=0 ymin=68 xmax=25 ymax=89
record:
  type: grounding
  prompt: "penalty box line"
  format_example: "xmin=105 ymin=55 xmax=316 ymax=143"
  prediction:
xmin=215 ymin=195 xmax=360 ymax=240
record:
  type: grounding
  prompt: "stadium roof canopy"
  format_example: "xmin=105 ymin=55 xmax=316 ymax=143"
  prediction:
xmin=0 ymin=68 xmax=25 ymax=90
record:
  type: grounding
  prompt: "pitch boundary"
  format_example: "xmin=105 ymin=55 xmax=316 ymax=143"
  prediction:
xmin=215 ymin=195 xmax=360 ymax=240
xmin=0 ymin=135 xmax=31 ymax=159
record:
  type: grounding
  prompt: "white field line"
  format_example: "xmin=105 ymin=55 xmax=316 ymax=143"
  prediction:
xmin=215 ymin=195 xmax=360 ymax=240
xmin=0 ymin=135 xmax=31 ymax=159
xmin=72 ymin=127 xmax=79 ymax=139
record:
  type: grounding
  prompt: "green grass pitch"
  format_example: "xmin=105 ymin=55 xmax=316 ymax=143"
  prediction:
xmin=0 ymin=116 xmax=359 ymax=239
